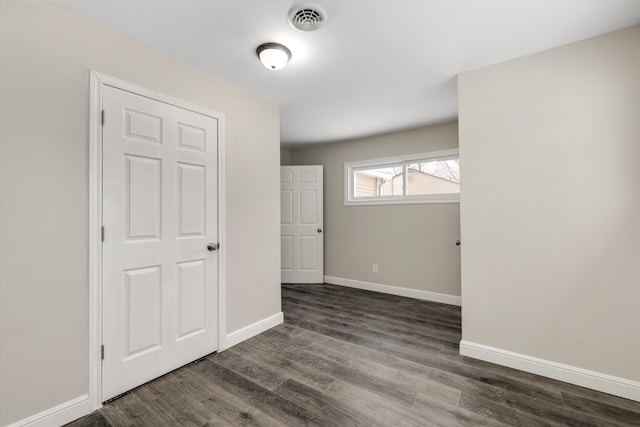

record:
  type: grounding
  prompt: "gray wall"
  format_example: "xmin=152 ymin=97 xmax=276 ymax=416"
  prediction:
xmin=0 ymin=2 xmax=281 ymax=425
xmin=290 ymin=122 xmax=461 ymax=297
xmin=459 ymin=24 xmax=640 ymax=382
xmin=280 ymin=148 xmax=292 ymax=165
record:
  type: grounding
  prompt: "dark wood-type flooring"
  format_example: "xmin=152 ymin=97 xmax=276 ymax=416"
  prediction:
xmin=68 ymin=284 xmax=640 ymax=426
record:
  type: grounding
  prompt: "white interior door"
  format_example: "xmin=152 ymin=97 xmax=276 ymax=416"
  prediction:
xmin=102 ymin=85 xmax=219 ymax=401
xmin=281 ymin=166 xmax=323 ymax=283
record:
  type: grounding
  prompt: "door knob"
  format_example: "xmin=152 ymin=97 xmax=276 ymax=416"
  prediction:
xmin=317 ymin=228 xmax=322 ymax=233
xmin=455 ymin=240 xmax=461 ymax=246
xmin=207 ymin=242 xmax=219 ymax=251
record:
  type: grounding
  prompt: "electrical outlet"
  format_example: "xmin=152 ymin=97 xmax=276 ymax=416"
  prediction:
xmin=372 ymin=264 xmax=378 ymax=274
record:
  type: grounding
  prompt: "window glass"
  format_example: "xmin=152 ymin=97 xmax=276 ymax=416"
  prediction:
xmin=345 ymin=150 xmax=459 ymax=205
xmin=353 ymin=165 xmax=403 ymax=198
xmin=406 ymin=158 xmax=460 ymax=195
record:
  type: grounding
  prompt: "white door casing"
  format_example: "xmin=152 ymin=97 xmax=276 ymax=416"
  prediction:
xmin=101 ymin=84 xmax=220 ymax=400
xmin=281 ymin=166 xmax=324 ymax=284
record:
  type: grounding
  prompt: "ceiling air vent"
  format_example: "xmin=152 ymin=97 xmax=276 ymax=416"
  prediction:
xmin=288 ymin=4 xmax=327 ymax=32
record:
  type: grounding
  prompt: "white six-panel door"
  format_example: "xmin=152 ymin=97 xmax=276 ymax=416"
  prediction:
xmin=281 ymin=166 xmax=323 ymax=283
xmin=102 ymin=86 xmax=219 ymax=400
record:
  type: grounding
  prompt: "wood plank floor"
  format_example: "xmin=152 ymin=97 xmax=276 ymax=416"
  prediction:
xmin=68 ymin=284 xmax=640 ymax=426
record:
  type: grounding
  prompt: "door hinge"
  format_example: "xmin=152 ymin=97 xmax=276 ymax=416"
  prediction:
xmin=101 ymin=345 xmax=105 ymax=360
xmin=101 ymin=226 xmax=105 ymax=242
xmin=101 ymin=110 xmax=105 ymax=126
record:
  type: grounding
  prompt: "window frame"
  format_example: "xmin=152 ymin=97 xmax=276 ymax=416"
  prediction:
xmin=344 ymin=149 xmax=460 ymax=206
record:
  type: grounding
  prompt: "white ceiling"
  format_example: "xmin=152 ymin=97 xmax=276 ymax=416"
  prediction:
xmin=52 ymin=0 xmax=640 ymax=147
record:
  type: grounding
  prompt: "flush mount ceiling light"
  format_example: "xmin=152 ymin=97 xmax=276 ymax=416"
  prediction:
xmin=256 ymin=43 xmax=291 ymax=70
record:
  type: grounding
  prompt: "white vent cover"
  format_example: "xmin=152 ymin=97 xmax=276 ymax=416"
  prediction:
xmin=288 ymin=4 xmax=327 ymax=31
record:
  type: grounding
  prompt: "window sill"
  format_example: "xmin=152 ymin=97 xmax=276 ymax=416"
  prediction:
xmin=345 ymin=195 xmax=460 ymax=206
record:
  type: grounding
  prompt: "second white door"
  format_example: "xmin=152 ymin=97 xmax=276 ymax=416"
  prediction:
xmin=102 ymin=85 xmax=220 ymax=401
xmin=281 ymin=166 xmax=323 ymax=283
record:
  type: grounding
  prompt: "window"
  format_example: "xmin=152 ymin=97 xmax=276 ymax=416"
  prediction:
xmin=345 ymin=149 xmax=460 ymax=205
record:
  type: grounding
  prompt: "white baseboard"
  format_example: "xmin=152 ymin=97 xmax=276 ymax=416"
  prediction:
xmin=324 ymin=276 xmax=461 ymax=306
xmin=460 ymin=340 xmax=640 ymax=402
xmin=6 ymin=394 xmax=93 ymax=427
xmin=225 ymin=312 xmax=284 ymax=349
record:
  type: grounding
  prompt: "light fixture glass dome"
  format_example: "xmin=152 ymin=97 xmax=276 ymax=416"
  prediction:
xmin=256 ymin=43 xmax=291 ymax=70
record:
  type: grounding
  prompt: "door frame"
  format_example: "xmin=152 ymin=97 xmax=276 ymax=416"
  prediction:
xmin=88 ymin=71 xmax=226 ymax=410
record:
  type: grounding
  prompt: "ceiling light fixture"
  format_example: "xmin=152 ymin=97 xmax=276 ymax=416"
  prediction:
xmin=256 ymin=43 xmax=291 ymax=70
